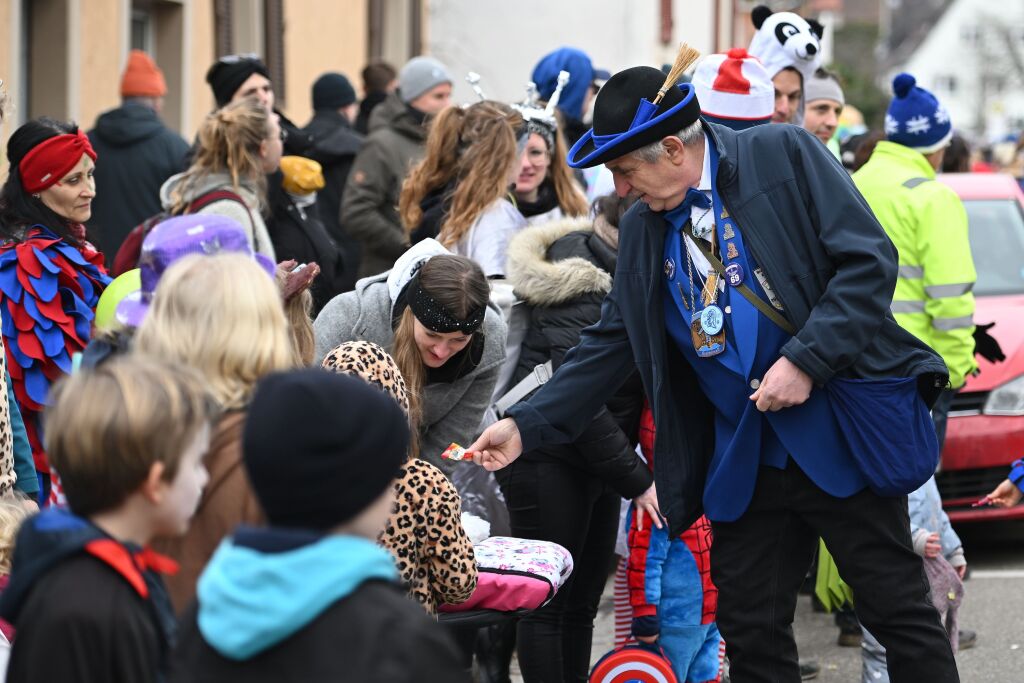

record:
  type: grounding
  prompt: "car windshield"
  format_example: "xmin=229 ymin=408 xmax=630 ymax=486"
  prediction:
xmin=966 ymin=198 xmax=1024 ymax=296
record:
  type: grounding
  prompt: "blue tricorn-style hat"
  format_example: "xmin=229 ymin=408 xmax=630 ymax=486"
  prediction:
xmin=567 ymin=66 xmax=702 ymax=169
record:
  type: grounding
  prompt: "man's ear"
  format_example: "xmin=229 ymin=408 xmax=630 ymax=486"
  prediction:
xmin=141 ymin=462 xmax=167 ymax=505
xmin=662 ymin=136 xmax=687 ymax=165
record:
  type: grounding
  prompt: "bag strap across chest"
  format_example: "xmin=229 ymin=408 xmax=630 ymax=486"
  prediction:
xmin=690 ymin=236 xmax=797 ymax=336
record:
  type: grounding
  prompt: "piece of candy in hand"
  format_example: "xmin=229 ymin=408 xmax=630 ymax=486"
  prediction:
xmin=441 ymin=443 xmax=469 ymax=461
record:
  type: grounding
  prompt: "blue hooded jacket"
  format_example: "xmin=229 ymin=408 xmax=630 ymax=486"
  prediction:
xmin=531 ymin=47 xmax=595 ymax=122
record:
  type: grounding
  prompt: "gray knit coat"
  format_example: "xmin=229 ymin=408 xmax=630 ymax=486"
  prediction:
xmin=313 ymin=272 xmax=507 ymax=473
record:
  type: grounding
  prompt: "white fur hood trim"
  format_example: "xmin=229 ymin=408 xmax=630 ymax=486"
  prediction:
xmin=506 ymin=216 xmax=613 ymax=307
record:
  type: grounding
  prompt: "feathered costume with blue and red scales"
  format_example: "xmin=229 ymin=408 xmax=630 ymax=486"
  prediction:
xmin=0 ymin=224 xmax=110 ymax=481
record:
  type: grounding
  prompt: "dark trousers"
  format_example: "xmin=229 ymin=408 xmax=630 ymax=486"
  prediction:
xmin=497 ymin=458 xmax=620 ymax=683
xmin=711 ymin=461 xmax=959 ymax=683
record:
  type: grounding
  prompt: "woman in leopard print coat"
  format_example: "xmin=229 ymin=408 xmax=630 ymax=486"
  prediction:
xmin=323 ymin=340 xmax=477 ymax=614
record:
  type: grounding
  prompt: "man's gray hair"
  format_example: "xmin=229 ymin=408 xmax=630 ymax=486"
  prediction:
xmin=630 ymin=120 xmax=704 ymax=164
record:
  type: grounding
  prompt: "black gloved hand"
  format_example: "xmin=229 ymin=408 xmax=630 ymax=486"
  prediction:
xmin=973 ymin=322 xmax=1006 ymax=363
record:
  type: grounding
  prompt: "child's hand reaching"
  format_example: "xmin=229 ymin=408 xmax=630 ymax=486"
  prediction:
xmin=633 ymin=483 xmax=663 ymax=531
xmin=984 ymin=479 xmax=1023 ymax=508
xmin=923 ymin=532 xmax=941 ymax=558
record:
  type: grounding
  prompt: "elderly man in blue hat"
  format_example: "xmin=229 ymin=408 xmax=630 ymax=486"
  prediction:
xmin=469 ymin=54 xmax=960 ymax=683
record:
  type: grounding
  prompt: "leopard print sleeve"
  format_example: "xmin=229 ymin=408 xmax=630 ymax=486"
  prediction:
xmin=0 ymin=342 xmax=16 ymax=496
xmin=417 ymin=460 xmax=478 ymax=607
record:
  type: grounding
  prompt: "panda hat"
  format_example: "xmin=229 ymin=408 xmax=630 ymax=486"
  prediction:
xmin=747 ymin=5 xmax=824 ymax=83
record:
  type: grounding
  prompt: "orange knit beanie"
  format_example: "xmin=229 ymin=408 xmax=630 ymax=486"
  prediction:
xmin=120 ymin=50 xmax=167 ymax=98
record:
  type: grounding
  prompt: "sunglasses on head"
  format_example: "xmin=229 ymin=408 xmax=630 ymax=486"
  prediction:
xmin=216 ymin=53 xmax=262 ymax=65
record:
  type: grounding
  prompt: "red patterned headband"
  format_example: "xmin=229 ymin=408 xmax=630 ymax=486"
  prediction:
xmin=18 ymin=130 xmax=97 ymax=194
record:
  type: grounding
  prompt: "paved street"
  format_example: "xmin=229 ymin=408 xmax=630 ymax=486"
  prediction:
xmin=788 ymin=520 xmax=1024 ymax=683
xmin=510 ymin=519 xmax=1024 ymax=682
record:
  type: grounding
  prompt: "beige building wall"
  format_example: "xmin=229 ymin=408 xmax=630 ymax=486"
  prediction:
xmin=78 ymin=0 xmax=124 ymax=129
xmin=0 ymin=0 xmax=14 ymax=149
xmin=0 ymin=0 xmax=382 ymax=157
xmin=187 ymin=0 xmax=217 ymax=138
xmin=282 ymin=0 xmax=367 ymax=127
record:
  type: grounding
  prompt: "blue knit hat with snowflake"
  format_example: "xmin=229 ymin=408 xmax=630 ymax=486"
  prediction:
xmin=885 ymin=73 xmax=952 ymax=154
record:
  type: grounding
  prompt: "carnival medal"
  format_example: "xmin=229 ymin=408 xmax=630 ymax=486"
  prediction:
xmin=690 ymin=318 xmax=726 ymax=358
xmin=685 ymin=250 xmax=725 ymax=357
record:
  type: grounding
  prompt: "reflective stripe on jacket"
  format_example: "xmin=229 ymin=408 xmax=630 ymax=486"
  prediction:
xmin=853 ymin=141 xmax=977 ymax=388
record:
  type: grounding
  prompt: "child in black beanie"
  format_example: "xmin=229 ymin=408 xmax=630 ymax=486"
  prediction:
xmin=169 ymin=368 xmax=468 ymax=682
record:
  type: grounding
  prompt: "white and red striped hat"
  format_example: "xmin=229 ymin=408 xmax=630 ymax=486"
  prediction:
xmin=692 ymin=48 xmax=774 ymax=130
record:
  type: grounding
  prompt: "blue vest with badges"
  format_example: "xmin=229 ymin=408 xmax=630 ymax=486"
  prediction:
xmin=661 ymin=144 xmax=867 ymax=522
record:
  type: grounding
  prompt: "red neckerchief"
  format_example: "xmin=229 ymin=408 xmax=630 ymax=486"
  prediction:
xmin=83 ymin=539 xmax=179 ymax=599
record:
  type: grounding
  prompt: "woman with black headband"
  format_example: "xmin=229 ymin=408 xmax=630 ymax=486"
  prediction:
xmin=0 ymin=118 xmax=112 ymax=504
xmin=313 ymin=239 xmax=506 ymax=472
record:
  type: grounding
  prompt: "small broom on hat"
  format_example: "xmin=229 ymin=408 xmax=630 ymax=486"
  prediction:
xmin=652 ymin=43 xmax=702 ymax=105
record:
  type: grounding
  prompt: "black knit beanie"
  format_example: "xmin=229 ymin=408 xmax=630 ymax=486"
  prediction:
xmin=312 ymin=72 xmax=357 ymax=110
xmin=206 ymin=55 xmax=271 ymax=107
xmin=243 ymin=368 xmax=410 ymax=531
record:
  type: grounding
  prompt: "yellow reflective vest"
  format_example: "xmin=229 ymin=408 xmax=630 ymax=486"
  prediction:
xmin=853 ymin=141 xmax=977 ymax=388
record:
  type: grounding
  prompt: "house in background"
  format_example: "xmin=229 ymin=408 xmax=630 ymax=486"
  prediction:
xmin=879 ymin=0 xmax=1024 ymax=141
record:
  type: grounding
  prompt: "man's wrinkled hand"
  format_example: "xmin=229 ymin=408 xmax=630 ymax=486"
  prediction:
xmin=468 ymin=418 xmax=524 ymax=471
xmin=750 ymin=356 xmax=812 ymax=412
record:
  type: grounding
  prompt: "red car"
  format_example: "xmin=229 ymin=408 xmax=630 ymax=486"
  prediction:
xmin=934 ymin=173 xmax=1024 ymax=523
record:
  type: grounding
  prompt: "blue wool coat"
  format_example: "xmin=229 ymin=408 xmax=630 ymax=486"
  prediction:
xmin=508 ymin=121 xmax=948 ymax=536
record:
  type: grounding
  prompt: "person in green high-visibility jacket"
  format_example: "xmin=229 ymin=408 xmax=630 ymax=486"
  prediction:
xmin=854 ymin=73 xmax=976 ymax=449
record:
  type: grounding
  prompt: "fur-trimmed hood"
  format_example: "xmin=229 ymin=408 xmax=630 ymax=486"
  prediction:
xmin=507 ymin=216 xmax=614 ymax=307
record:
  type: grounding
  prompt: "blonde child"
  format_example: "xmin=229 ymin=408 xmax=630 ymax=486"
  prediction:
xmin=0 ymin=357 xmax=215 ymax=683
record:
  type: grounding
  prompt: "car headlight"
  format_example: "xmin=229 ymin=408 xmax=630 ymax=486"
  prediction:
xmin=984 ymin=374 xmax=1024 ymax=416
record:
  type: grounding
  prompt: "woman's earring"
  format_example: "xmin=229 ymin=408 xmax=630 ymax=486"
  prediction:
xmin=32 ymin=194 xmax=40 ymax=199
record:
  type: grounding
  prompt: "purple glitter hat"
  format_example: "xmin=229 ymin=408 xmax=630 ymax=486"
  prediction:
xmin=115 ymin=213 xmax=276 ymax=328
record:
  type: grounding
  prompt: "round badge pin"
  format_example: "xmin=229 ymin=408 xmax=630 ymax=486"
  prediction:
xmin=725 ymin=262 xmax=745 ymax=287
xmin=700 ymin=305 xmax=724 ymax=335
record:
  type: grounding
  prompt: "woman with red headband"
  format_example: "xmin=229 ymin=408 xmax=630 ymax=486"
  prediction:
xmin=0 ymin=118 xmax=111 ymax=504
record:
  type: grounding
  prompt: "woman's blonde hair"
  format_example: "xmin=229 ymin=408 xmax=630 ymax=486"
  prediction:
xmin=171 ymin=98 xmax=273 ymax=215
xmin=546 ymin=116 xmax=588 ymax=217
xmin=400 ymin=101 xmax=523 ymax=248
xmin=134 ymin=253 xmax=294 ymax=410
xmin=390 ymin=255 xmax=490 ymax=430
